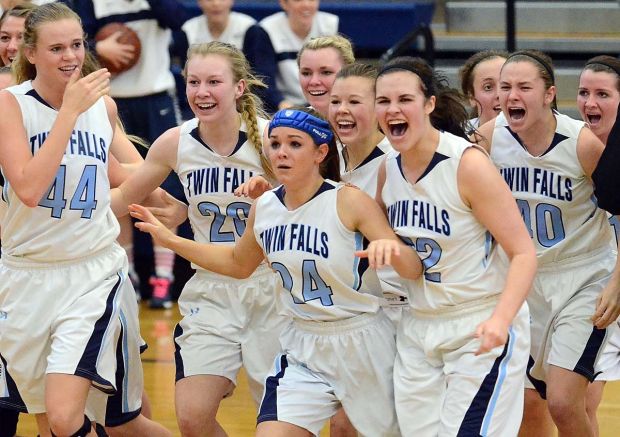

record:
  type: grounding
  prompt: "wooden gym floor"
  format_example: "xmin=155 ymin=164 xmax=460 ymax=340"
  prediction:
xmin=16 ymin=303 xmax=620 ymax=436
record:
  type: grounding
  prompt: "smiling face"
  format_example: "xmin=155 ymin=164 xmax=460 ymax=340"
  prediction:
xmin=499 ymin=61 xmax=556 ymax=133
xmin=329 ymin=75 xmax=377 ymax=148
xmin=267 ymin=125 xmax=327 ymax=185
xmin=198 ymin=0 xmax=233 ymax=28
xmin=26 ymin=18 xmax=85 ymax=87
xmin=471 ymin=56 xmax=505 ymax=125
xmin=185 ymin=53 xmax=244 ymax=123
xmin=375 ymin=70 xmax=435 ymax=152
xmin=299 ymin=47 xmax=343 ymax=115
xmin=577 ymin=69 xmax=620 ymax=143
xmin=0 ymin=15 xmax=26 ymax=65
xmin=280 ymin=0 xmax=319 ymax=35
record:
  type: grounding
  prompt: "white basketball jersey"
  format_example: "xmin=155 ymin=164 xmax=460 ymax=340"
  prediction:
xmin=339 ymin=137 xmax=391 ymax=195
xmin=1 ymin=81 xmax=118 ymax=262
xmin=382 ymin=132 xmax=508 ymax=312
xmin=92 ymin=0 xmax=175 ymax=97
xmin=181 ymin=12 xmax=256 ymax=49
xmin=339 ymin=137 xmax=406 ymax=299
xmin=259 ymin=11 xmax=338 ymax=105
xmin=253 ymin=181 xmax=383 ymax=321
xmin=175 ymin=117 xmax=268 ymax=271
xmin=491 ymin=112 xmax=613 ymax=264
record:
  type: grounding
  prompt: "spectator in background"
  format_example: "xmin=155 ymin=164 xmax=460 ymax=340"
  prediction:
xmin=244 ymin=0 xmax=338 ymax=113
xmin=181 ymin=0 xmax=255 ymax=49
xmin=75 ymin=0 xmax=192 ymax=308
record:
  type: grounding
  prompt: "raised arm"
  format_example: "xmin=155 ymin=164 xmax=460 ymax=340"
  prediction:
xmin=110 ymin=126 xmax=178 ymax=216
xmin=459 ymin=146 xmax=537 ymax=353
xmin=128 ymin=202 xmax=265 ymax=279
xmin=0 ymin=69 xmax=110 ymax=207
xmin=338 ymin=185 xmax=423 ymax=280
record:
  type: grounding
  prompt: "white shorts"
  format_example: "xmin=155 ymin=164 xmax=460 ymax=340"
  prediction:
xmin=174 ymin=267 xmax=285 ymax=405
xmin=86 ymin=273 xmax=145 ymax=426
xmin=257 ymin=310 xmax=399 ymax=437
xmin=394 ymin=300 xmax=530 ymax=437
xmin=0 ymin=245 xmax=124 ymax=413
xmin=594 ymin=321 xmax=620 ymax=382
xmin=526 ymin=250 xmax=615 ymax=395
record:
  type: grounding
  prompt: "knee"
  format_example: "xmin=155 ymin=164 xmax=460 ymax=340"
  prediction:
xmin=176 ymin=408 xmax=216 ymax=437
xmin=546 ymin=395 xmax=582 ymax=427
xmin=48 ymin=413 xmax=90 ymax=437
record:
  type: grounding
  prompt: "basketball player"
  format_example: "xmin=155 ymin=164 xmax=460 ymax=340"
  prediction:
xmin=297 ymin=34 xmax=354 ymax=117
xmin=459 ymin=50 xmax=508 ymax=131
xmin=0 ymin=3 xmax=34 ymax=66
xmin=0 ymin=4 xmax=171 ymax=437
xmin=110 ymin=42 xmax=286 ymax=437
xmin=0 ymin=3 xmax=119 ymax=436
xmin=128 ymin=106 xmax=423 ymax=437
xmin=375 ymin=56 xmax=536 ymax=436
xmin=476 ymin=49 xmax=620 ymax=437
xmin=577 ymin=55 xmax=620 ymax=437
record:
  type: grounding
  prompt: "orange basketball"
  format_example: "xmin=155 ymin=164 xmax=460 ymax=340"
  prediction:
xmin=94 ymin=22 xmax=141 ymax=74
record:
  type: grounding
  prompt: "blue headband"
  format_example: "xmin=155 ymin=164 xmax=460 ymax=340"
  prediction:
xmin=269 ymin=109 xmax=334 ymax=145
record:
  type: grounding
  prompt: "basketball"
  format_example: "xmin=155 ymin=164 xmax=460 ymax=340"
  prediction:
xmin=94 ymin=22 xmax=141 ymax=74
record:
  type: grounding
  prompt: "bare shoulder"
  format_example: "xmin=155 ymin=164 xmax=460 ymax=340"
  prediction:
xmin=146 ymin=126 xmax=182 ymax=167
xmin=576 ymin=125 xmax=605 ymax=178
xmin=472 ymin=118 xmax=496 ymax=153
xmin=458 ymin=145 xmax=501 ymax=206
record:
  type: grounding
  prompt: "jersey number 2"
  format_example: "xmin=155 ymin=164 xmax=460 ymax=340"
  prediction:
xmin=39 ymin=165 xmax=97 ymax=219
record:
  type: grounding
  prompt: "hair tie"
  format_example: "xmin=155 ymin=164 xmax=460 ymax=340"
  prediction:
xmin=378 ymin=62 xmax=434 ymax=94
xmin=506 ymin=51 xmax=555 ymax=84
xmin=269 ymin=109 xmax=334 ymax=145
xmin=585 ymin=60 xmax=620 ymax=77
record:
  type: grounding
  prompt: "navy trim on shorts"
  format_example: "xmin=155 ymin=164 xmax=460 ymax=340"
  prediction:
xmin=75 ymin=273 xmax=122 ymax=393
xmin=457 ymin=332 xmax=513 ymax=436
xmin=173 ymin=323 xmax=186 ymax=382
xmin=354 ymin=236 xmax=371 ymax=291
xmin=257 ymin=354 xmax=289 ymax=424
xmin=573 ymin=326 xmax=607 ymax=382
xmin=526 ymin=355 xmax=547 ymax=400
xmin=104 ymin=321 xmax=138 ymax=427
xmin=0 ymin=354 xmax=27 ymax=413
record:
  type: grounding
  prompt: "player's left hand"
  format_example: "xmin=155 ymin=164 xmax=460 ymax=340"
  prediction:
xmin=145 ymin=190 xmax=188 ymax=229
xmin=355 ymin=239 xmax=401 ymax=270
xmin=592 ymin=277 xmax=620 ymax=329
xmin=474 ymin=316 xmax=509 ymax=355
xmin=129 ymin=203 xmax=175 ymax=247
xmin=233 ymin=175 xmax=272 ymax=199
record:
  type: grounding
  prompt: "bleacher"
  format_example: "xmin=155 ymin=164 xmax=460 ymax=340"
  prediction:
xmin=180 ymin=0 xmax=436 ymax=58
xmin=178 ymin=0 xmax=620 ymax=116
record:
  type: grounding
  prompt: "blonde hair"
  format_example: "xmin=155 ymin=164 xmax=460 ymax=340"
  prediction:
xmin=183 ymin=41 xmax=273 ymax=179
xmin=297 ymin=34 xmax=355 ymax=67
xmin=12 ymin=2 xmax=99 ymax=84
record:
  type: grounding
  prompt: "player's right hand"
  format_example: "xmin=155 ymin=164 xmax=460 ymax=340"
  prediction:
xmin=129 ymin=203 xmax=176 ymax=248
xmin=61 ymin=68 xmax=110 ymax=115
